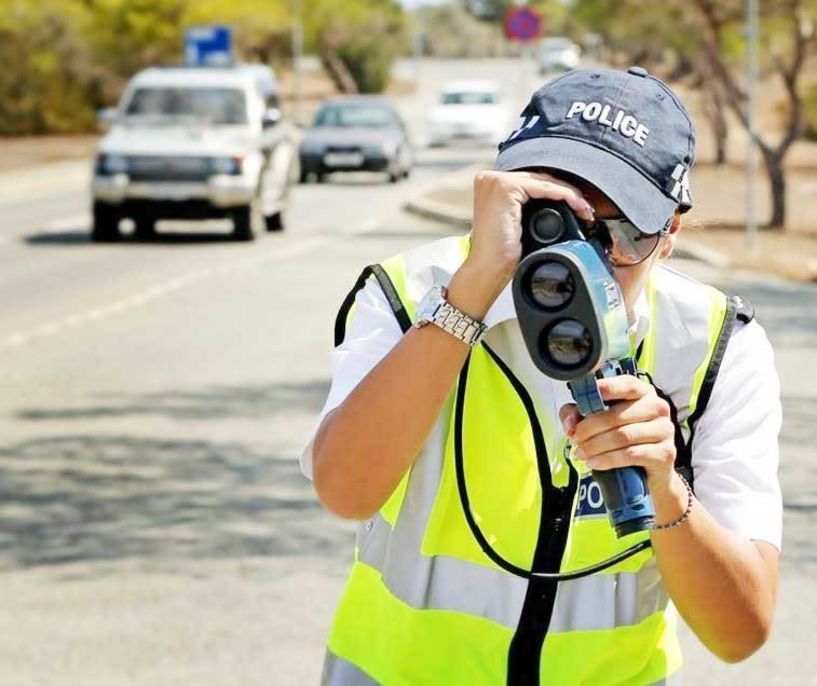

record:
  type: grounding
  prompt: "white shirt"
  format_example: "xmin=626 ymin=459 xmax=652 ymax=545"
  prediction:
xmin=302 ymin=275 xmax=783 ymax=550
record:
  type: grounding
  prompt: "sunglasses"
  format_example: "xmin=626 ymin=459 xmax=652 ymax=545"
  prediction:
xmin=583 ymin=217 xmax=667 ymax=267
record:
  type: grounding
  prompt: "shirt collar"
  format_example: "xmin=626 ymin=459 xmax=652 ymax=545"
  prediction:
xmin=483 ymin=282 xmax=652 ymax=349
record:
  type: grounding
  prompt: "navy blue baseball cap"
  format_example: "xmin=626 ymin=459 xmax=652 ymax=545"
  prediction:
xmin=495 ymin=66 xmax=696 ymax=234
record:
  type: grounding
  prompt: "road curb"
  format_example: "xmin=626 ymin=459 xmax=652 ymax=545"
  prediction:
xmin=403 ymin=161 xmax=485 ymax=230
xmin=404 ymin=195 xmax=471 ymax=229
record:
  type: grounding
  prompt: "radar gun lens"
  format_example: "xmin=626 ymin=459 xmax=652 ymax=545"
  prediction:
xmin=544 ymin=319 xmax=593 ymax=368
xmin=529 ymin=208 xmax=565 ymax=246
xmin=528 ymin=261 xmax=575 ymax=310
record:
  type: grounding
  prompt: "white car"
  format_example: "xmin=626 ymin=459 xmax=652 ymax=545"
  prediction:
xmin=92 ymin=64 xmax=296 ymax=242
xmin=427 ymin=81 xmax=511 ymax=147
xmin=538 ymin=37 xmax=581 ymax=74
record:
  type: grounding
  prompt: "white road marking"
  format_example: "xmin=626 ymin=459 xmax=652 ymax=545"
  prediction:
xmin=0 ymin=235 xmax=329 ymax=353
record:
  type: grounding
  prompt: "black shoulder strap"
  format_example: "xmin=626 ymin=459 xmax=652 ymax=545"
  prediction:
xmin=674 ymin=294 xmax=742 ymax=487
xmin=733 ymin=294 xmax=755 ymax=324
xmin=333 ymin=264 xmax=412 ymax=347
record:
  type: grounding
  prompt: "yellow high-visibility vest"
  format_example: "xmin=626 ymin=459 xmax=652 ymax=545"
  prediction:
xmin=324 ymin=235 xmax=742 ymax=686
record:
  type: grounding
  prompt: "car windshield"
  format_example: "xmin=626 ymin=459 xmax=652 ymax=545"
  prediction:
xmin=124 ymin=87 xmax=248 ymax=125
xmin=441 ymin=91 xmax=496 ymax=105
xmin=541 ymin=38 xmax=575 ymax=52
xmin=314 ymin=104 xmax=396 ymax=128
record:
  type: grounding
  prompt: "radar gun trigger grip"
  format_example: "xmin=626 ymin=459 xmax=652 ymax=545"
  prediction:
xmin=512 ymin=200 xmax=656 ymax=538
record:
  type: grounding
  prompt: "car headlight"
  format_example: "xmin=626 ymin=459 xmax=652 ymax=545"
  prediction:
xmin=97 ymin=153 xmax=129 ymax=175
xmin=365 ymin=140 xmax=397 ymax=157
xmin=209 ymin=156 xmax=243 ymax=175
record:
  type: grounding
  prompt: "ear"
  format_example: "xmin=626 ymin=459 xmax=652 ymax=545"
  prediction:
xmin=658 ymin=212 xmax=681 ymax=259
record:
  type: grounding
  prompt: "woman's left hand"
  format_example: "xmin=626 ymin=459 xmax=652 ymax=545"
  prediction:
xmin=559 ymin=374 xmax=677 ymax=494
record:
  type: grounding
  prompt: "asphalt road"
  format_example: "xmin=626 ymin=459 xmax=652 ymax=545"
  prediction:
xmin=0 ymin=148 xmax=483 ymax=685
xmin=0 ymin=58 xmax=814 ymax=685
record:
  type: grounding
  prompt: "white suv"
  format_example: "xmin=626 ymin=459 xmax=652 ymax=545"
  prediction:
xmin=92 ymin=65 xmax=296 ymax=241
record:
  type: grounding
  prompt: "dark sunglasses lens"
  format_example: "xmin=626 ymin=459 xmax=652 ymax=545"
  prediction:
xmin=602 ymin=220 xmax=660 ymax=266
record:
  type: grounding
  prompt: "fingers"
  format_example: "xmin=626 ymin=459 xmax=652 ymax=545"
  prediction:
xmin=517 ymin=177 xmax=595 ymax=222
xmin=558 ymin=380 xmax=676 ymax=480
xmin=559 ymin=403 xmax=581 ymax=437
xmin=573 ymin=417 xmax=675 ymax=461
xmin=596 ymin=375 xmax=656 ymax=403
xmin=472 ymin=170 xmax=595 ymax=222
xmin=570 ymin=394 xmax=669 ymax=443
xmin=580 ymin=440 xmax=677 ymax=472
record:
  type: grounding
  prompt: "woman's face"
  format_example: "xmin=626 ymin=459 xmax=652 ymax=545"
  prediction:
xmin=566 ymin=179 xmax=679 ymax=312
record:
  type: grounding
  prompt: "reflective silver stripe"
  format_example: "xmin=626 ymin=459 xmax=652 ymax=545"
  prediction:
xmin=322 ymin=650 xmax=380 ymax=686
xmin=356 ymin=401 xmax=527 ymax=630
xmin=549 ymin=558 xmax=668 ymax=632
xmin=348 ymin=291 xmax=669 ymax=633
xmin=353 ymin=353 xmax=668 ymax=633
xmin=359 ymin=513 xmax=527 ymax=629
xmin=359 ymin=511 xmax=668 ymax=632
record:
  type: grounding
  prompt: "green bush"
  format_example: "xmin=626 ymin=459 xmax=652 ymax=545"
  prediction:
xmin=336 ymin=37 xmax=394 ymax=94
xmin=0 ymin=5 xmax=99 ymax=134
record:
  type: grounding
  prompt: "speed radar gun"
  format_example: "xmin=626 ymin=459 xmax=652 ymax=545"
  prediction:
xmin=512 ymin=200 xmax=656 ymax=537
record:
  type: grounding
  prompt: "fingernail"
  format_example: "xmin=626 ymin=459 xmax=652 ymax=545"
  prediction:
xmin=562 ymin=415 xmax=577 ymax=436
xmin=573 ymin=447 xmax=584 ymax=460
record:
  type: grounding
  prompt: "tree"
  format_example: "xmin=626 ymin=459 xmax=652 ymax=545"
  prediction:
xmin=413 ymin=3 xmax=505 ymax=58
xmin=305 ymin=0 xmax=408 ymax=94
xmin=0 ymin=0 xmax=100 ymax=133
xmin=184 ymin=0 xmax=292 ymax=67
xmin=692 ymin=0 xmax=816 ymax=228
xmin=569 ymin=0 xmax=817 ymax=229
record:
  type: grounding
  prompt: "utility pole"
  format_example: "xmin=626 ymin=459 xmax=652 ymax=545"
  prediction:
xmin=292 ymin=0 xmax=304 ymax=126
xmin=746 ymin=0 xmax=759 ymax=246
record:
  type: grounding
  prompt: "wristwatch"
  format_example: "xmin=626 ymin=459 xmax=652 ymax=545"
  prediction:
xmin=414 ymin=285 xmax=487 ymax=347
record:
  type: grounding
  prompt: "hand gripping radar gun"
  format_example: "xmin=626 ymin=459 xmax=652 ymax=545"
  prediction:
xmin=512 ymin=200 xmax=656 ymax=537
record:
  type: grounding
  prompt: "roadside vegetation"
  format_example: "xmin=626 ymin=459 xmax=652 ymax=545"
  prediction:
xmin=0 ymin=0 xmax=407 ymax=135
xmin=2 ymin=0 xmax=817 ymax=229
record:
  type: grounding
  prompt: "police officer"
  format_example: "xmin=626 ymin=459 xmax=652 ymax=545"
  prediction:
xmin=303 ymin=68 xmax=781 ymax=685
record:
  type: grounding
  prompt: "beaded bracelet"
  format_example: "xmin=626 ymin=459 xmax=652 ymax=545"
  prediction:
xmin=652 ymin=472 xmax=694 ymax=532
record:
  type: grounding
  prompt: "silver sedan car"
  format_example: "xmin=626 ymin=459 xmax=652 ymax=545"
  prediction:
xmin=298 ymin=96 xmax=412 ymax=184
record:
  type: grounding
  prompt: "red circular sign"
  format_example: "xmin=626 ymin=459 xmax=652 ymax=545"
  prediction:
xmin=504 ymin=7 xmax=543 ymax=42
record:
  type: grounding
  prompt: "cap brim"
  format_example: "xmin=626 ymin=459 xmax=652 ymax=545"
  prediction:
xmin=495 ymin=137 xmax=676 ymax=234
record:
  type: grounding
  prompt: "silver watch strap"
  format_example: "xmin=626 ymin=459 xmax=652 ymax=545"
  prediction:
xmin=430 ymin=299 xmax=487 ymax=347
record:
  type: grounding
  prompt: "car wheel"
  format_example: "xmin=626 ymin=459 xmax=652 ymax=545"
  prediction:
xmin=91 ymin=201 xmax=120 ymax=242
xmin=299 ymin=170 xmax=309 ymax=184
xmin=315 ymin=172 xmax=325 ymax=184
xmin=133 ymin=216 xmax=156 ymax=240
xmin=232 ymin=194 xmax=263 ymax=241
xmin=265 ymin=211 xmax=284 ymax=232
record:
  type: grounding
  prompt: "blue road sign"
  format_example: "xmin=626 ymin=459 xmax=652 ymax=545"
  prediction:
xmin=185 ymin=26 xmax=233 ymax=67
